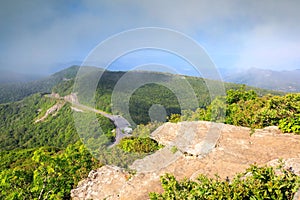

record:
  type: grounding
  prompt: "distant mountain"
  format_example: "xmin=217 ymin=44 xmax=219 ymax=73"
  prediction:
xmin=0 ymin=70 xmax=43 ymax=84
xmin=0 ymin=66 xmax=283 ymax=150
xmin=0 ymin=65 xmax=283 ymax=106
xmin=0 ymin=66 xmax=80 ymax=103
xmin=225 ymin=68 xmax=300 ymax=92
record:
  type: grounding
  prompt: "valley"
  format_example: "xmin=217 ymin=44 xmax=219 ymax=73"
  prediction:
xmin=0 ymin=66 xmax=299 ymax=199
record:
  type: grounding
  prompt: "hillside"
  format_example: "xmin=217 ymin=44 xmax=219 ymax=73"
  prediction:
xmin=225 ymin=67 xmax=300 ymax=92
xmin=0 ymin=93 xmax=115 ymax=151
xmin=0 ymin=66 xmax=298 ymax=199
xmin=0 ymin=66 xmax=285 ymax=151
xmin=0 ymin=66 xmax=290 ymax=152
xmin=0 ymin=65 xmax=282 ymax=105
xmin=0 ymin=66 xmax=79 ymax=103
xmin=54 ymin=66 xmax=283 ymax=125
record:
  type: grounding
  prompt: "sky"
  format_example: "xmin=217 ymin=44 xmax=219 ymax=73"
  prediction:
xmin=1 ymin=0 xmax=300 ymax=76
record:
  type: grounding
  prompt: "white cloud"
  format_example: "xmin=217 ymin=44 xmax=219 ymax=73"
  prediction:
xmin=1 ymin=0 xmax=300 ymax=74
xmin=235 ymin=24 xmax=300 ymax=70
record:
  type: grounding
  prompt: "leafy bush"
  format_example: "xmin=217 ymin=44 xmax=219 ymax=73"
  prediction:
xmin=0 ymin=142 xmax=102 ymax=200
xmin=226 ymin=85 xmax=257 ymax=104
xmin=118 ymin=137 xmax=163 ymax=153
xmin=168 ymin=114 xmax=181 ymax=123
xmin=178 ymin=87 xmax=300 ymax=134
xmin=225 ymin=92 xmax=300 ymax=133
xmin=131 ymin=122 xmax=163 ymax=137
xmin=279 ymin=117 xmax=300 ymax=133
xmin=149 ymin=164 xmax=300 ymax=200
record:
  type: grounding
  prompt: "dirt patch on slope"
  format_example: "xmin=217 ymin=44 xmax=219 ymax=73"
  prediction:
xmin=35 ymin=102 xmax=65 ymax=123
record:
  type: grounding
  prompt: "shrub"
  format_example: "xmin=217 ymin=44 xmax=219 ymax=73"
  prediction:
xmin=149 ymin=164 xmax=300 ymax=200
xmin=118 ymin=137 xmax=163 ymax=153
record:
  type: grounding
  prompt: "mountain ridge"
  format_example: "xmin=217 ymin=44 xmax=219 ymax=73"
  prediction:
xmin=0 ymin=66 xmax=80 ymax=103
xmin=0 ymin=65 xmax=284 ymax=105
xmin=225 ymin=67 xmax=300 ymax=92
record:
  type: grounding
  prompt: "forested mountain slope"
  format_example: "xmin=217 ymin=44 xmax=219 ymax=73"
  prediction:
xmin=0 ymin=66 xmax=284 ymax=151
xmin=0 ymin=66 xmax=79 ymax=103
xmin=0 ymin=65 xmax=282 ymax=105
xmin=1 ymin=66 xmax=297 ymax=199
xmin=53 ymin=66 xmax=283 ymax=125
xmin=0 ymin=93 xmax=115 ymax=151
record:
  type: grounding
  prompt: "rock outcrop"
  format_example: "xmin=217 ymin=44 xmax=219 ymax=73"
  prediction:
xmin=64 ymin=93 xmax=79 ymax=104
xmin=71 ymin=121 xmax=300 ymax=200
xmin=150 ymin=121 xmax=222 ymax=156
xmin=71 ymin=166 xmax=130 ymax=200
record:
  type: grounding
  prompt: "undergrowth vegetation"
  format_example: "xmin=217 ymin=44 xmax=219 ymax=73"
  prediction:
xmin=0 ymin=142 xmax=102 ymax=199
xmin=171 ymin=86 xmax=300 ymax=134
xmin=118 ymin=137 xmax=163 ymax=153
xmin=150 ymin=163 xmax=300 ymax=200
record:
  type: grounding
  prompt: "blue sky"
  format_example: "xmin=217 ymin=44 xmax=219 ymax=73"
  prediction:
xmin=1 ymin=0 xmax=300 ymax=75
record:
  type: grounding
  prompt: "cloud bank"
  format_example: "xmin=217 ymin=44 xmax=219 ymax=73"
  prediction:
xmin=1 ymin=0 xmax=300 ymax=74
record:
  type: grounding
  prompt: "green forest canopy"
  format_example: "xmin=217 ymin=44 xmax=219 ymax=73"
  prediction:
xmin=0 ymin=68 xmax=299 ymax=199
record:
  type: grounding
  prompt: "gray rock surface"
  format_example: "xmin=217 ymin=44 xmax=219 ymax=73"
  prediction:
xmin=71 ymin=121 xmax=300 ymax=200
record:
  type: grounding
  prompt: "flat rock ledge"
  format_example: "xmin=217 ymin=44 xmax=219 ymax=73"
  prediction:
xmin=71 ymin=121 xmax=300 ymax=200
